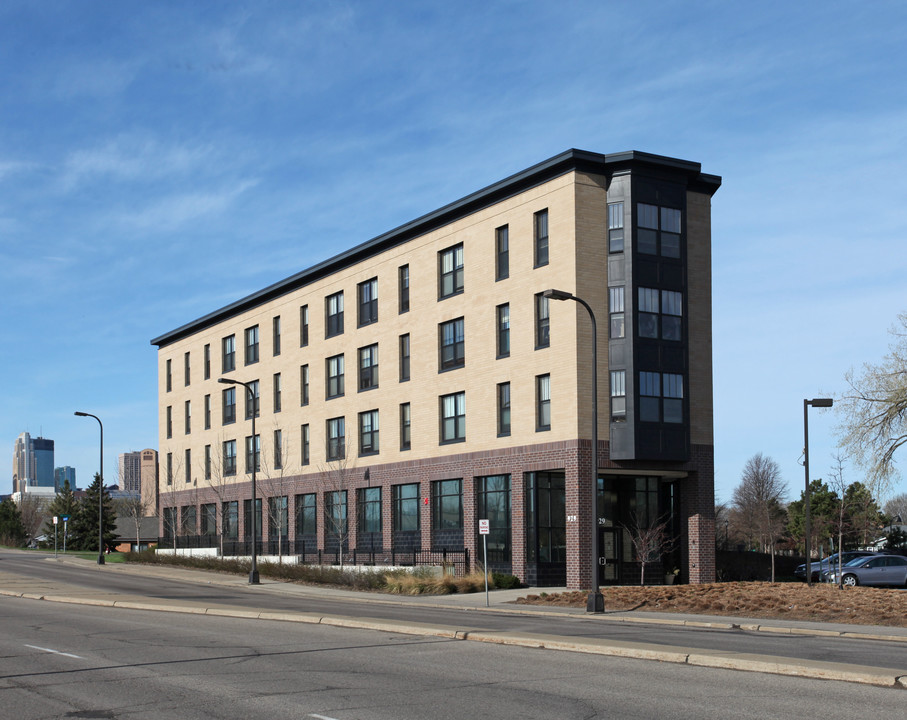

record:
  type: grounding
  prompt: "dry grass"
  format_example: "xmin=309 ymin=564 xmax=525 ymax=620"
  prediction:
xmin=384 ymin=569 xmax=492 ymax=595
xmin=517 ymin=582 xmax=907 ymax=627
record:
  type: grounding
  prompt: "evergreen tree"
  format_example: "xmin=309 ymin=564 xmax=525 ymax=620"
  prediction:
xmin=787 ymin=479 xmax=840 ymax=555
xmin=0 ymin=497 xmax=27 ymax=547
xmin=70 ymin=474 xmax=118 ymax=552
xmin=40 ymin=479 xmax=77 ymax=548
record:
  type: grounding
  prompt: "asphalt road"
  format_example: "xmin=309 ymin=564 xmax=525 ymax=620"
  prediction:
xmin=3 ymin=551 xmax=906 ymax=674
xmin=3 ymin=596 xmax=906 ymax=720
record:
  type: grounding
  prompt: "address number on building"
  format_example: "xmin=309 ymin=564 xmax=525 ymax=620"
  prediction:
xmin=566 ymin=515 xmax=578 ymax=522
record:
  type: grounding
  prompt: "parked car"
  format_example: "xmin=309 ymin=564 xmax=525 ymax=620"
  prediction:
xmin=828 ymin=554 xmax=907 ymax=587
xmin=794 ymin=551 xmax=875 ymax=582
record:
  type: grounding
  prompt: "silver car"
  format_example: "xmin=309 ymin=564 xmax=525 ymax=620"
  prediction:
xmin=828 ymin=554 xmax=907 ymax=587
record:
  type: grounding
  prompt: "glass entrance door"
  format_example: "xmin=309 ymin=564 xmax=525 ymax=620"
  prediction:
xmin=598 ymin=527 xmax=620 ymax=585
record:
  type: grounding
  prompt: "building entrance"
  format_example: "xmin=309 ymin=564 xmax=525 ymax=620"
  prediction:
xmin=598 ymin=527 xmax=621 ymax=585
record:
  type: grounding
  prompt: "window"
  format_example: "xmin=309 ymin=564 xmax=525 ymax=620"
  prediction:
xmin=244 ymin=434 xmax=260 ymax=473
xmin=535 ymin=293 xmax=550 ymax=348
xmin=181 ymin=504 xmax=195 ymax=533
xmin=638 ymin=203 xmax=682 ymax=258
xmin=608 ymin=202 xmax=624 ymax=253
xmin=300 ymin=304 xmax=309 ymax=347
xmin=358 ymin=344 xmax=379 ymax=391
xmin=610 ymin=370 xmax=626 ymax=421
xmin=244 ymin=325 xmax=259 ymax=365
xmin=295 ymin=493 xmax=316 ymax=536
xmin=495 ymin=225 xmax=509 ymax=280
xmin=327 ymin=417 xmax=345 ymax=461
xmin=398 ymin=265 xmax=410 ymax=313
xmin=439 ymin=244 xmax=464 ymax=299
xmin=201 ymin=503 xmax=216 ymax=536
xmin=357 ymin=487 xmax=382 ymax=534
xmin=268 ymin=496 xmax=288 ymax=539
xmin=222 ymin=334 xmax=236 ymax=373
xmin=440 ymin=391 xmax=466 ymax=444
xmin=163 ymin=506 xmax=176 ymax=536
xmin=663 ymin=373 xmax=684 ymax=423
xmin=301 ymin=423 xmax=310 ymax=466
xmin=393 ymin=483 xmax=420 ymax=532
xmin=639 ymin=372 xmax=684 ymax=423
xmin=325 ymin=490 xmax=348 ymax=539
xmin=222 ymin=386 xmax=236 ymax=425
xmin=359 ymin=409 xmax=379 ymax=455
xmin=166 ymin=406 xmax=172 ymax=439
xmin=184 ymin=449 xmax=191 ymax=484
xmin=609 ymin=287 xmax=625 ymax=339
xmin=400 ymin=402 xmax=411 ymax=451
xmin=358 ymin=278 xmax=378 ymax=327
xmin=536 ymin=374 xmax=551 ymax=431
xmin=204 ymin=445 xmax=212 ymax=481
xmin=432 ymin=479 xmax=463 ymax=530
xmin=166 ymin=359 xmax=172 ymax=392
xmin=526 ymin=471 xmax=566 ymax=563
xmin=184 ymin=352 xmax=190 ymax=386
xmin=204 ymin=394 xmax=211 ymax=430
xmin=496 ymin=304 xmax=510 ymax=357
xmin=166 ymin=452 xmax=172 ymax=485
xmin=223 ymin=440 xmax=236 ymax=476
xmin=273 ymin=373 xmax=282 ymax=412
xmin=273 ymin=429 xmax=283 ymax=470
xmin=272 ymin=316 xmax=281 ymax=356
xmin=497 ymin=382 xmax=511 ymax=436
xmin=399 ymin=334 xmax=410 ymax=382
xmin=439 ymin=317 xmax=465 ymax=371
xmin=244 ymin=380 xmax=260 ymax=420
xmin=326 ymin=291 xmax=344 ymax=338
xmin=326 ymin=354 xmax=344 ymax=399
xmin=638 ymin=287 xmax=683 ymax=341
xmin=203 ymin=343 xmax=211 ymax=380
xmin=477 ymin=475 xmax=511 ymax=563
xmin=300 ymin=364 xmax=309 ymax=406
xmin=639 ymin=371 xmax=660 ymax=422
xmin=184 ymin=400 xmax=191 ymax=435
xmin=534 ymin=209 xmax=549 ymax=267
xmin=243 ymin=498 xmax=262 ymax=540
xmin=222 ymin=501 xmax=238 ymax=539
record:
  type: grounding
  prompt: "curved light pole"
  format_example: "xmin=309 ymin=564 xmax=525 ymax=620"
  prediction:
xmin=543 ymin=289 xmax=603 ymax=613
xmin=219 ymin=377 xmax=260 ymax=584
xmin=74 ymin=411 xmax=105 ymax=565
xmin=803 ymin=397 xmax=833 ymax=586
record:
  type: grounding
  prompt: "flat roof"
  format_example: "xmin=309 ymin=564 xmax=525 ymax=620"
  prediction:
xmin=152 ymin=149 xmax=720 ymax=348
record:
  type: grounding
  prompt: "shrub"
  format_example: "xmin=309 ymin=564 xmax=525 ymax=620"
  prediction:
xmin=491 ymin=572 xmax=521 ymax=589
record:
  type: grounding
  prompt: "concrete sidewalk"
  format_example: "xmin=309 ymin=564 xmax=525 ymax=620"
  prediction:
xmin=3 ymin=556 xmax=907 ymax=688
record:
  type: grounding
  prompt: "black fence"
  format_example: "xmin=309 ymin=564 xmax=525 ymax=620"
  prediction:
xmin=157 ymin=536 xmax=470 ymax=576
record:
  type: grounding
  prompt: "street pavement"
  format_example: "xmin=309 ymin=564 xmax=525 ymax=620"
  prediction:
xmin=2 ymin=554 xmax=906 ymax=688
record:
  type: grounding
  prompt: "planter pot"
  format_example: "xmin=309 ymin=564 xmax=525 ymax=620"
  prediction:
xmin=664 ymin=574 xmax=676 ymax=585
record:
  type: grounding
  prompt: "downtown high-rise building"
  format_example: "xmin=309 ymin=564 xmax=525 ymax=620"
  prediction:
xmin=13 ymin=432 xmax=56 ymax=493
xmin=118 ymin=451 xmax=143 ymax=495
xmin=54 ymin=466 xmax=76 ymax=490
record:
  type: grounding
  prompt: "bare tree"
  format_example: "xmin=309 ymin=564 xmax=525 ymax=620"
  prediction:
xmin=258 ymin=424 xmax=291 ymax=559
xmin=883 ymin=492 xmax=907 ymax=523
xmin=836 ymin=311 xmax=907 ymax=497
xmin=732 ymin=453 xmax=788 ymax=582
xmin=201 ymin=434 xmax=236 ymax=557
xmin=17 ymin=494 xmax=49 ymax=542
xmin=623 ymin=513 xmax=674 ymax=586
xmin=320 ymin=442 xmax=356 ymax=568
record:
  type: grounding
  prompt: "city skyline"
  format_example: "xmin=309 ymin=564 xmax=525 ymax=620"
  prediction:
xmin=2 ymin=1 xmax=906 ymax=504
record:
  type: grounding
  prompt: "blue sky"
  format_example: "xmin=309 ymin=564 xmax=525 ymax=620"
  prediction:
xmin=2 ymin=0 xmax=905 ymax=504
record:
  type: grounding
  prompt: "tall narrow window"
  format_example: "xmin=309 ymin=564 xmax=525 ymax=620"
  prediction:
xmin=273 ymin=429 xmax=283 ymax=470
xmin=440 ymin=391 xmax=466 ymax=444
xmin=272 ymin=316 xmax=281 ymax=356
xmin=204 ymin=394 xmax=211 ymax=430
xmin=358 ymin=344 xmax=379 ymax=391
xmin=496 ymin=304 xmax=510 ymax=357
xmin=245 ymin=434 xmax=261 ymax=473
xmin=358 ymin=277 xmax=378 ymax=327
xmin=300 ymin=364 xmax=309 ymax=406
xmin=357 ymin=487 xmax=382 ymax=534
xmin=534 ymin=209 xmax=549 ymax=267
xmin=166 ymin=359 xmax=172 ymax=392
xmin=664 ymin=373 xmax=684 ymax=423
xmin=300 ymin=304 xmax=309 ymax=347
xmin=325 ymin=291 xmax=344 ymax=338
xmin=439 ymin=317 xmax=465 ymax=371
xmin=431 ymin=479 xmax=463 ymax=530
xmin=610 ymin=370 xmax=626 ymax=421
xmin=327 ymin=417 xmax=345 ymax=461
xmin=166 ymin=452 xmax=173 ymax=485
xmin=223 ymin=440 xmax=236 ymax=476
xmin=608 ymin=202 xmax=624 ymax=253
xmin=222 ymin=334 xmax=235 ymax=373
xmin=477 ymin=475 xmax=511 ymax=563
xmin=536 ymin=374 xmax=551 ymax=431
xmin=393 ymin=483 xmax=419 ymax=532
xmin=204 ymin=445 xmax=212 ymax=481
xmin=661 ymin=290 xmax=683 ymax=341
xmin=609 ymin=287 xmax=625 ymax=339
xmin=399 ymin=334 xmax=410 ymax=382
xmin=184 ymin=449 xmax=191 ymax=484
xmin=222 ymin=387 xmax=236 ymax=425
xmin=497 ymin=382 xmax=511 ymax=436
xmin=301 ymin=424 xmax=310 ymax=465
xmin=495 ymin=225 xmax=509 ymax=280
xmin=244 ymin=325 xmax=259 ymax=365
xmin=326 ymin=354 xmax=344 ymax=399
xmin=184 ymin=400 xmax=191 ymax=435
xmin=398 ymin=265 xmax=410 ymax=313
xmin=184 ymin=352 xmax=191 ymax=386
xmin=400 ymin=403 xmax=411 ymax=451
xmin=204 ymin=343 xmax=211 ymax=380
xmin=273 ymin=372 xmax=282 ymax=412
xmin=166 ymin=406 xmax=172 ymax=438
xmin=244 ymin=380 xmax=260 ymax=420
xmin=325 ymin=490 xmax=348 ymax=539
xmin=296 ymin=492 xmax=316 ymax=536
xmin=638 ymin=287 xmax=660 ymax=339
xmin=639 ymin=371 xmax=661 ymax=422
xmin=359 ymin=409 xmax=379 ymax=455
xmin=535 ymin=293 xmax=550 ymax=349
xmin=439 ymin=244 xmax=464 ymax=299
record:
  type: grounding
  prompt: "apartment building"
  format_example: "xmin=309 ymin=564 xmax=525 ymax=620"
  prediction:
xmin=151 ymin=149 xmax=721 ymax=588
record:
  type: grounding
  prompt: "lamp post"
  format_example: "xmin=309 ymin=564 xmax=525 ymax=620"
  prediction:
xmin=803 ymin=397 xmax=833 ymax=586
xmin=219 ymin=377 xmax=260 ymax=584
xmin=74 ymin=411 xmax=105 ymax=565
xmin=543 ymin=288 xmax=603 ymax=613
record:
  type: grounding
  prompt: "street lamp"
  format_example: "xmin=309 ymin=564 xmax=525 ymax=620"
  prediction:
xmin=219 ymin=377 xmax=260 ymax=584
xmin=543 ymin=288 xmax=603 ymax=613
xmin=74 ymin=411 xmax=105 ymax=565
xmin=803 ymin=397 xmax=833 ymax=586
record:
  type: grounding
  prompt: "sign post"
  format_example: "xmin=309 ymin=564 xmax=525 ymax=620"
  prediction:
xmin=61 ymin=515 xmax=70 ymax=554
xmin=479 ymin=519 xmax=490 ymax=607
xmin=53 ymin=516 xmax=58 ymax=558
